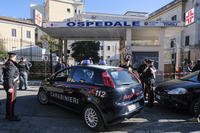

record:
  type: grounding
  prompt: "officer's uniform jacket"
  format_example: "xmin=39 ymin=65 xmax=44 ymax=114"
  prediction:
xmin=3 ymin=59 xmax=19 ymax=90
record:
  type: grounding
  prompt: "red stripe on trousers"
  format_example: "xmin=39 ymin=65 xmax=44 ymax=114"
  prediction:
xmin=10 ymin=87 xmax=14 ymax=117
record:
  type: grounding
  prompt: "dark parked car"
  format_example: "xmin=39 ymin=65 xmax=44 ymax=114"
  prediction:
xmin=37 ymin=65 xmax=144 ymax=131
xmin=155 ymin=71 xmax=200 ymax=116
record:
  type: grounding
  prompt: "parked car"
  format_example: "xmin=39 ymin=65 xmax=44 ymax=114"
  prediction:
xmin=37 ymin=64 xmax=144 ymax=131
xmin=155 ymin=71 xmax=200 ymax=116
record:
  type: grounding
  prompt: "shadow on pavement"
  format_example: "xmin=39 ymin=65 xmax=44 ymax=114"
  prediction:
xmin=0 ymin=94 xmax=200 ymax=133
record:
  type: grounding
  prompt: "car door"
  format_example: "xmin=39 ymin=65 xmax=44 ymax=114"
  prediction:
xmin=48 ymin=68 xmax=70 ymax=105
xmin=63 ymin=67 xmax=96 ymax=111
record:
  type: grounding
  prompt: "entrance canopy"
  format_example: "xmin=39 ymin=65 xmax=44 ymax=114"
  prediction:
xmin=42 ymin=21 xmax=182 ymax=40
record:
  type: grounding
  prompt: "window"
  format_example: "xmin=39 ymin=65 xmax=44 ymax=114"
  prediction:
xmin=67 ymin=8 xmax=71 ymax=13
xmin=170 ymin=38 xmax=176 ymax=48
xmin=11 ymin=29 xmax=16 ymax=37
xmin=100 ymin=46 xmax=103 ymax=50
xmin=26 ymin=31 xmax=31 ymax=38
xmin=183 ymin=13 xmax=186 ymax=22
xmin=171 ymin=15 xmax=177 ymax=21
xmin=171 ymin=53 xmax=176 ymax=64
xmin=75 ymin=9 xmax=77 ymax=13
xmin=107 ymin=46 xmax=110 ymax=51
xmin=54 ymin=68 xmax=71 ymax=81
xmin=71 ymin=68 xmax=95 ymax=84
xmin=109 ymin=70 xmax=139 ymax=86
xmin=156 ymin=18 xmax=161 ymax=21
xmin=185 ymin=36 xmax=190 ymax=46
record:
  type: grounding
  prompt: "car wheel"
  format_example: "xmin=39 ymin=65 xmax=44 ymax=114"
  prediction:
xmin=190 ymin=98 xmax=200 ymax=116
xmin=83 ymin=104 xmax=105 ymax=131
xmin=38 ymin=90 xmax=49 ymax=105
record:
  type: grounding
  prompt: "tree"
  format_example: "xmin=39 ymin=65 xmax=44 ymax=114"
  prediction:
xmin=0 ymin=39 xmax=7 ymax=60
xmin=71 ymin=41 xmax=100 ymax=63
xmin=39 ymin=34 xmax=60 ymax=53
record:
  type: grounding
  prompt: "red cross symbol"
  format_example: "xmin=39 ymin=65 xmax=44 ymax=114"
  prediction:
xmin=186 ymin=9 xmax=194 ymax=25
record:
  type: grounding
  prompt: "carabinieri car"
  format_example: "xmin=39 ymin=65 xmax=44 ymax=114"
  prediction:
xmin=37 ymin=65 xmax=144 ymax=131
xmin=155 ymin=71 xmax=200 ymax=116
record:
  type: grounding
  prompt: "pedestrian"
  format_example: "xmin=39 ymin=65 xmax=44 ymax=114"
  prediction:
xmin=192 ymin=59 xmax=200 ymax=72
xmin=98 ymin=57 xmax=107 ymax=65
xmin=137 ymin=59 xmax=148 ymax=100
xmin=120 ymin=58 xmax=133 ymax=72
xmin=3 ymin=52 xmax=20 ymax=121
xmin=18 ymin=57 xmax=32 ymax=90
xmin=144 ymin=59 xmax=156 ymax=107
xmin=89 ymin=57 xmax=94 ymax=64
xmin=55 ymin=58 xmax=66 ymax=72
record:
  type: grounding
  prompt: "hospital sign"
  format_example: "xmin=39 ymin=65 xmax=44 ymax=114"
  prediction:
xmin=43 ymin=21 xmax=180 ymax=28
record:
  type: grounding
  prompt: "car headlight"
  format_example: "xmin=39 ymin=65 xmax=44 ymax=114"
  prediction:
xmin=167 ymin=88 xmax=188 ymax=95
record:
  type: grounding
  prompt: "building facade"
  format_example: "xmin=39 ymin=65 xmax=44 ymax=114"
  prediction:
xmin=0 ymin=16 xmax=36 ymax=55
xmin=148 ymin=0 xmax=200 ymax=72
xmin=44 ymin=0 xmax=84 ymax=22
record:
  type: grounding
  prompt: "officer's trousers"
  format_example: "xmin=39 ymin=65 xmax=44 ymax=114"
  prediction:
xmin=146 ymin=83 xmax=154 ymax=106
xmin=5 ymin=88 xmax=16 ymax=118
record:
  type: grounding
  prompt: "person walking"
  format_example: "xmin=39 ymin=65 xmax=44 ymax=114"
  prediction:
xmin=3 ymin=52 xmax=20 ymax=121
xmin=137 ymin=59 xmax=148 ymax=100
xmin=18 ymin=57 xmax=31 ymax=90
xmin=144 ymin=59 xmax=156 ymax=107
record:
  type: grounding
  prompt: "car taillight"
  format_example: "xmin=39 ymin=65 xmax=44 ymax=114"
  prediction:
xmin=102 ymin=71 xmax=115 ymax=88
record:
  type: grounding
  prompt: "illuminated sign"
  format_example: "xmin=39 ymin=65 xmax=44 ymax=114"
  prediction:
xmin=44 ymin=21 xmax=180 ymax=28
xmin=185 ymin=8 xmax=195 ymax=26
xmin=34 ymin=9 xmax=42 ymax=27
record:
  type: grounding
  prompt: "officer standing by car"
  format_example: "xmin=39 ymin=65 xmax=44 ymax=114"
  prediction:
xmin=137 ymin=59 xmax=148 ymax=99
xmin=144 ymin=59 xmax=156 ymax=107
xmin=18 ymin=57 xmax=31 ymax=90
xmin=3 ymin=52 xmax=20 ymax=121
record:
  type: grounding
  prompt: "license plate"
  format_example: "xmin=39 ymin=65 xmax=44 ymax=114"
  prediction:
xmin=128 ymin=102 xmax=139 ymax=112
xmin=156 ymin=95 xmax=160 ymax=100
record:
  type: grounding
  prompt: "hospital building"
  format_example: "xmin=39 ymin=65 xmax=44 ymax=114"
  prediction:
xmin=10 ymin=0 xmax=200 ymax=74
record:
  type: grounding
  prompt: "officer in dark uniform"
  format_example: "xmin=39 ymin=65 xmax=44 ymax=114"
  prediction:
xmin=144 ymin=59 xmax=156 ymax=107
xmin=3 ymin=52 xmax=20 ymax=121
xmin=137 ymin=59 xmax=148 ymax=100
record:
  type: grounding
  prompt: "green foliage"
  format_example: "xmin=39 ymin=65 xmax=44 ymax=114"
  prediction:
xmin=39 ymin=34 xmax=60 ymax=52
xmin=71 ymin=41 xmax=100 ymax=63
xmin=0 ymin=40 xmax=7 ymax=60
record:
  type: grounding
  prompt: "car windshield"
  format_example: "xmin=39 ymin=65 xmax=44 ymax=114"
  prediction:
xmin=109 ymin=69 xmax=139 ymax=86
xmin=180 ymin=71 xmax=200 ymax=81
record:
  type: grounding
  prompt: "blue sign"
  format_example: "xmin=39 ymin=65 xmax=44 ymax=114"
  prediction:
xmin=45 ymin=21 xmax=180 ymax=28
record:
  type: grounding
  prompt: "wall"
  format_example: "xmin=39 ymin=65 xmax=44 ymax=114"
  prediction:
xmin=0 ymin=20 xmax=35 ymax=52
xmin=48 ymin=0 xmax=83 ymax=21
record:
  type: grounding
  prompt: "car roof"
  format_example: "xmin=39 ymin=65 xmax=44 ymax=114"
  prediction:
xmin=75 ymin=65 xmax=120 ymax=70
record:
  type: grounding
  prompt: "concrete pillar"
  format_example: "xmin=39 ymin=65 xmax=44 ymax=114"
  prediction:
xmin=159 ymin=28 xmax=165 ymax=72
xmin=119 ymin=37 xmax=125 ymax=64
xmin=64 ymin=40 xmax=68 ymax=65
xmin=59 ymin=38 xmax=63 ymax=58
xmin=176 ymin=30 xmax=183 ymax=69
xmin=126 ymin=28 xmax=132 ymax=46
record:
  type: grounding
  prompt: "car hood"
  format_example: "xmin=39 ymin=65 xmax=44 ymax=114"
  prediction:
xmin=156 ymin=79 xmax=200 ymax=91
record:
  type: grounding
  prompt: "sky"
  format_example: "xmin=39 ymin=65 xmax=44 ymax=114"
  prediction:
xmin=0 ymin=0 xmax=174 ymax=18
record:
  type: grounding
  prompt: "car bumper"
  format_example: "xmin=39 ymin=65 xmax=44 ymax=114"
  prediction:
xmin=155 ymin=93 xmax=189 ymax=109
xmin=102 ymin=95 xmax=144 ymax=125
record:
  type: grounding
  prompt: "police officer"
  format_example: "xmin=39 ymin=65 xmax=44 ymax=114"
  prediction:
xmin=3 ymin=52 xmax=20 ymax=121
xmin=144 ymin=59 xmax=156 ymax=107
xmin=137 ymin=59 xmax=148 ymax=100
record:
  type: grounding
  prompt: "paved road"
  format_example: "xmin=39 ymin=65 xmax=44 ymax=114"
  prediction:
xmin=0 ymin=84 xmax=200 ymax=133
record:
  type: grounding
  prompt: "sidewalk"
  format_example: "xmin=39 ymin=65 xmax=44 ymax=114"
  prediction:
xmin=0 ymin=80 xmax=41 ymax=88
